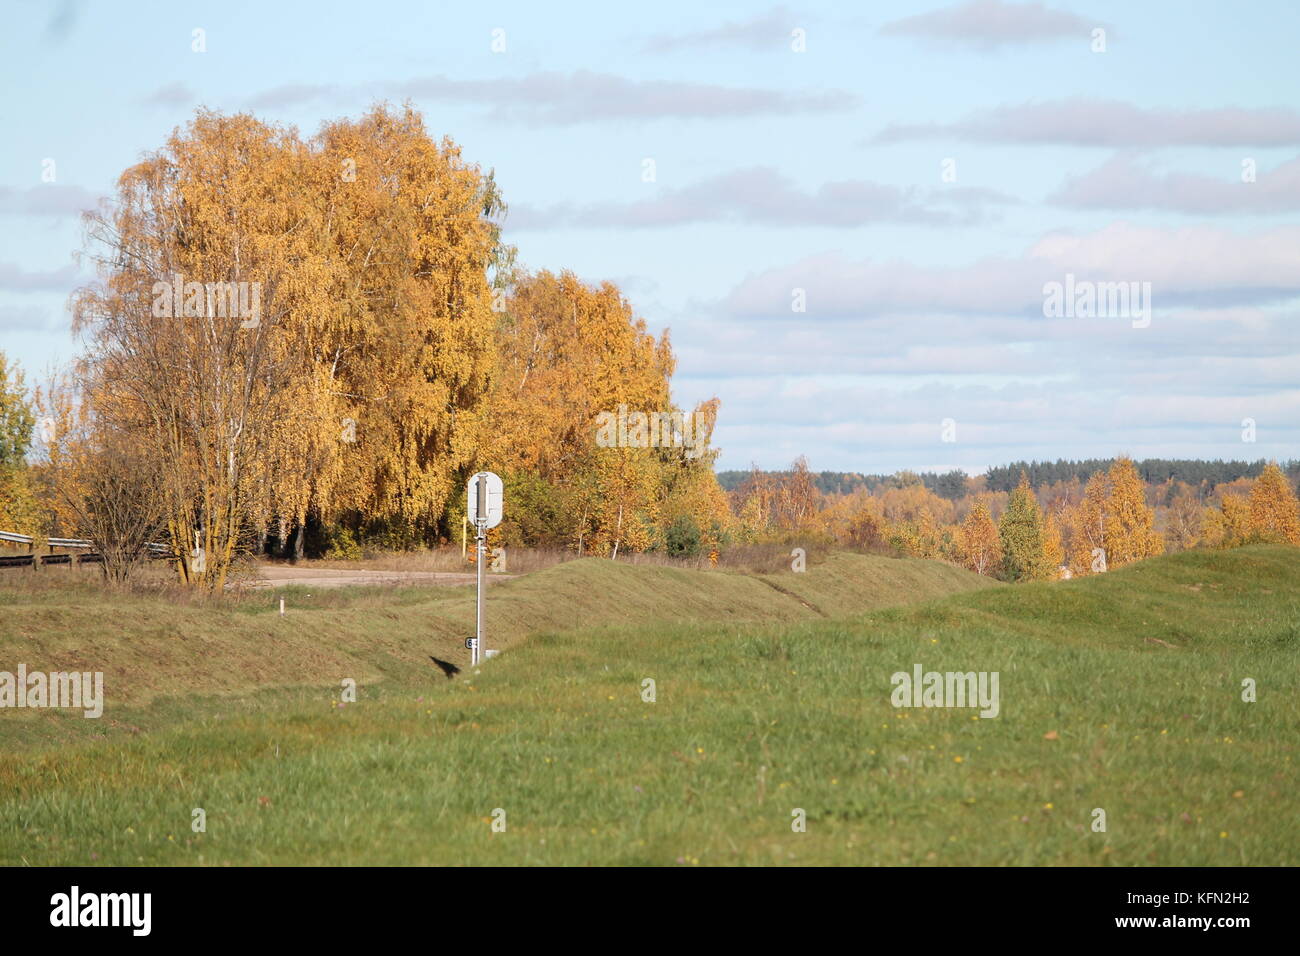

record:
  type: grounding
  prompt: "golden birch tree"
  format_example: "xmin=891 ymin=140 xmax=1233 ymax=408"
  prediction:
xmin=1247 ymin=463 xmax=1300 ymax=544
xmin=958 ymin=498 xmax=1001 ymax=575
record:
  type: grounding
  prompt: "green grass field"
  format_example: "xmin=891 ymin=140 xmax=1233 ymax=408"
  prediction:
xmin=1 ymin=546 xmax=1296 ymax=865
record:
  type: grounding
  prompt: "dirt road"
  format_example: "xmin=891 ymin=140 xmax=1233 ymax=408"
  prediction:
xmin=249 ymin=566 xmax=514 ymax=589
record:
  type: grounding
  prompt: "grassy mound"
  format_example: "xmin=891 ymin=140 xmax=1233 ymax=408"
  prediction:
xmin=0 ymin=550 xmax=997 ymax=719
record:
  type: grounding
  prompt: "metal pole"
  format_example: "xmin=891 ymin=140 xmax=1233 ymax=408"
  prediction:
xmin=475 ymin=524 xmax=485 ymax=665
xmin=474 ymin=473 xmax=487 ymax=666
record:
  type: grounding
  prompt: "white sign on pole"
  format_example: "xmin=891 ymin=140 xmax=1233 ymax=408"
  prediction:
xmin=466 ymin=471 xmax=504 ymax=529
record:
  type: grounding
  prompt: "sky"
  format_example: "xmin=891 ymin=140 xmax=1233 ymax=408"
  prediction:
xmin=1 ymin=0 xmax=1298 ymax=473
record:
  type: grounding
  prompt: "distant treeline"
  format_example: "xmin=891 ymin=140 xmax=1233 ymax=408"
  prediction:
xmin=718 ymin=459 xmax=1300 ymax=498
xmin=983 ymin=459 xmax=1300 ymax=492
xmin=717 ymin=468 xmax=970 ymax=499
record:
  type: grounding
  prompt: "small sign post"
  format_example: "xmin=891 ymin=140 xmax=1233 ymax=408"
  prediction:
xmin=466 ymin=471 xmax=503 ymax=666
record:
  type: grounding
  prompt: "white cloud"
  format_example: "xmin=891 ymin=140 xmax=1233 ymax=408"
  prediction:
xmin=0 ymin=261 xmax=83 ymax=292
xmin=246 ymin=83 xmax=343 ymax=110
xmin=392 ymin=71 xmax=857 ymax=125
xmin=0 ymin=185 xmax=101 ymax=218
xmin=0 ymin=304 xmax=54 ymax=331
xmin=505 ymin=167 xmax=1015 ymax=230
xmin=879 ymin=1 xmax=1103 ymax=50
xmin=670 ymin=225 xmax=1300 ymax=469
xmin=243 ymin=71 xmax=858 ymax=124
xmin=722 ymin=223 xmax=1300 ymax=317
xmin=872 ymin=99 xmax=1300 ymax=147
xmin=1050 ymin=153 xmax=1300 ymax=214
xmin=642 ymin=6 xmax=798 ymax=53
xmin=142 ymin=81 xmax=196 ymax=108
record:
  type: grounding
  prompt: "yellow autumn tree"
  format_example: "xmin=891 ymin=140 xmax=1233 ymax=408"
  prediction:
xmin=1103 ymin=457 xmax=1163 ymax=568
xmin=0 ymin=354 xmax=39 ymax=535
xmin=732 ymin=466 xmax=776 ymax=540
xmin=736 ymin=483 xmax=769 ymax=544
xmin=1163 ymin=482 xmax=1204 ymax=552
xmin=312 ymin=105 xmax=502 ymax=546
xmin=915 ymin=507 xmax=944 ymax=559
xmin=1203 ymin=494 xmax=1252 ymax=549
xmin=1064 ymin=472 xmax=1109 ymax=574
xmin=491 ymin=270 xmax=672 ymax=475
xmin=842 ymin=491 xmax=888 ymax=551
xmin=487 ymin=269 xmax=684 ymax=553
xmin=771 ymin=457 xmax=822 ymax=533
xmin=28 ymin=370 xmax=86 ymax=538
xmin=75 ymin=110 xmax=320 ymax=588
xmin=1042 ymin=509 xmax=1065 ymax=574
xmin=582 ymin=446 xmax=658 ymax=557
xmin=878 ymin=480 xmax=955 ymax=527
xmin=71 ymin=104 xmax=508 ymax=583
xmin=658 ymin=399 xmax=733 ymax=552
xmin=1247 ymin=463 xmax=1300 ymax=544
xmin=958 ymin=498 xmax=1001 ymax=575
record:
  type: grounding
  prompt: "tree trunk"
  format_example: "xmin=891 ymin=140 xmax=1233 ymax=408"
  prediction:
xmin=612 ymin=502 xmax=623 ymax=560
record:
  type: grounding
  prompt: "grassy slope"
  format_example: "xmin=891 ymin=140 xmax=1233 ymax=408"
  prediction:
xmin=0 ymin=551 xmax=996 ymax=719
xmin=1 ymin=546 xmax=1296 ymax=865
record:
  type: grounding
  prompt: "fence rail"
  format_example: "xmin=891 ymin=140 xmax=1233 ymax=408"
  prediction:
xmin=0 ymin=530 xmax=172 ymax=568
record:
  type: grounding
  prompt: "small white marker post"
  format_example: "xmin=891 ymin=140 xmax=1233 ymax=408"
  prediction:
xmin=466 ymin=471 xmax=504 ymax=667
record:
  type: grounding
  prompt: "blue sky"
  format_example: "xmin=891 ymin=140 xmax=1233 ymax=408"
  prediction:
xmin=2 ymin=0 xmax=1298 ymax=472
